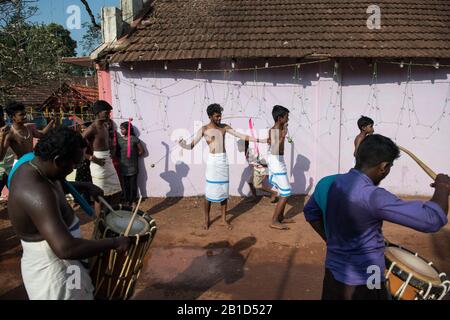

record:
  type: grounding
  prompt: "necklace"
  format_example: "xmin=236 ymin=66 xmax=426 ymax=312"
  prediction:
xmin=13 ymin=126 xmax=31 ymax=140
xmin=29 ymin=160 xmax=57 ymax=188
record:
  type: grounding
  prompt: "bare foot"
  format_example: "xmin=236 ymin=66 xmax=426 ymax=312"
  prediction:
xmin=280 ymin=218 xmax=296 ymax=224
xmin=270 ymin=222 xmax=290 ymax=230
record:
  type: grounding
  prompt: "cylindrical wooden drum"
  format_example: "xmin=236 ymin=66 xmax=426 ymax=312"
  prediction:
xmin=90 ymin=204 xmax=157 ymax=300
xmin=385 ymin=241 xmax=450 ymax=300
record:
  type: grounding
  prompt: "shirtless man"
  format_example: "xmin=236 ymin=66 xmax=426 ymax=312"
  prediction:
xmin=354 ymin=116 xmax=374 ymax=157
xmin=179 ymin=103 xmax=266 ymax=230
xmin=82 ymin=100 xmax=122 ymax=211
xmin=8 ymin=127 xmax=130 ymax=299
xmin=0 ymin=101 xmax=54 ymax=161
xmin=267 ymin=105 xmax=293 ymax=230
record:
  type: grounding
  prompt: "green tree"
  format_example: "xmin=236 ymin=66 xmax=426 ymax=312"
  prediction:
xmin=0 ymin=1 xmax=79 ymax=103
xmin=80 ymin=18 xmax=102 ymax=56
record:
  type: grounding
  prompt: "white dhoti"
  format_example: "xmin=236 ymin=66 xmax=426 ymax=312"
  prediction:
xmin=268 ymin=154 xmax=292 ymax=197
xmin=20 ymin=216 xmax=94 ymax=300
xmin=205 ymin=153 xmax=229 ymax=202
xmin=90 ymin=150 xmax=121 ymax=196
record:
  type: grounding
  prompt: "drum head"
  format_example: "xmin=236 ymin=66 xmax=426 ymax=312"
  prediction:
xmin=105 ymin=210 xmax=149 ymax=236
xmin=385 ymin=246 xmax=441 ymax=285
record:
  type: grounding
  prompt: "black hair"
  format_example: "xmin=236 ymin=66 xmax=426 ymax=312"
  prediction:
xmin=357 ymin=116 xmax=374 ymax=130
xmin=120 ymin=121 xmax=136 ymax=136
xmin=35 ymin=127 xmax=87 ymax=161
xmin=272 ymin=105 xmax=289 ymax=122
xmin=206 ymin=103 xmax=223 ymax=117
xmin=5 ymin=101 xmax=25 ymax=118
xmin=93 ymin=100 xmax=112 ymax=115
xmin=355 ymin=134 xmax=400 ymax=169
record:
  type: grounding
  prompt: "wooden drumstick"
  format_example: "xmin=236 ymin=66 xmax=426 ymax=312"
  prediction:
xmin=124 ymin=196 xmax=142 ymax=236
xmin=398 ymin=145 xmax=437 ymax=180
xmin=98 ymin=196 xmax=120 ymax=216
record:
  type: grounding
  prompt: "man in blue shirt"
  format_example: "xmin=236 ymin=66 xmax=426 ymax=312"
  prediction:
xmin=304 ymin=134 xmax=449 ymax=300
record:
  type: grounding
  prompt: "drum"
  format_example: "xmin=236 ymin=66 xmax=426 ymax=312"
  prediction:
xmin=385 ymin=241 xmax=450 ymax=300
xmin=90 ymin=204 xmax=157 ymax=300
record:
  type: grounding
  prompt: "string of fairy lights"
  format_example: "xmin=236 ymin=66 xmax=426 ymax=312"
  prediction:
xmin=22 ymin=58 xmax=450 ymax=168
xmin=106 ymin=59 xmax=450 ymax=166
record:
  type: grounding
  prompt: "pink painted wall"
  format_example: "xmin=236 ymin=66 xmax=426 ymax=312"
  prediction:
xmin=107 ymin=58 xmax=450 ymax=197
xmin=97 ymin=64 xmax=113 ymax=104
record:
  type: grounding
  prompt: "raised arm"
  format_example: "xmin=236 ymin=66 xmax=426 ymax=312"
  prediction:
xmin=179 ymin=127 xmax=204 ymax=150
xmin=225 ymin=125 xmax=267 ymax=143
xmin=33 ymin=119 xmax=55 ymax=138
xmin=370 ymin=182 xmax=449 ymax=233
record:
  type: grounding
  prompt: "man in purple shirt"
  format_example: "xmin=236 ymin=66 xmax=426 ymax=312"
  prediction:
xmin=304 ymin=134 xmax=449 ymax=300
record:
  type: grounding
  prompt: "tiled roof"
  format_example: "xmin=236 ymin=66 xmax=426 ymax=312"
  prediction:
xmin=70 ymin=84 xmax=98 ymax=103
xmin=8 ymin=81 xmax=63 ymax=107
xmin=108 ymin=0 xmax=450 ymax=63
xmin=8 ymin=79 xmax=98 ymax=108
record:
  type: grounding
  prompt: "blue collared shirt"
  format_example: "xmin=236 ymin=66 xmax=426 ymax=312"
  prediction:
xmin=304 ymin=168 xmax=448 ymax=286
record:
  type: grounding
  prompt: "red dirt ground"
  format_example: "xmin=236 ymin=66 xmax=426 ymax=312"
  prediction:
xmin=1 ymin=195 xmax=449 ymax=300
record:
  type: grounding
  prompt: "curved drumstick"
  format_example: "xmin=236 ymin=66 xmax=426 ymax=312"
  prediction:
xmin=98 ymin=196 xmax=120 ymax=215
xmin=124 ymin=196 xmax=142 ymax=236
xmin=398 ymin=145 xmax=437 ymax=180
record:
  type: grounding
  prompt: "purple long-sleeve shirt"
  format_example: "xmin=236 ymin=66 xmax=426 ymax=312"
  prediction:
xmin=304 ymin=168 xmax=448 ymax=286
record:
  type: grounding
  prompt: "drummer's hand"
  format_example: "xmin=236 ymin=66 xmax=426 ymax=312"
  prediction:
xmin=114 ymin=237 xmax=131 ymax=252
xmin=431 ymin=174 xmax=450 ymax=189
xmin=178 ymin=138 xmax=187 ymax=148
xmin=85 ymin=183 xmax=104 ymax=201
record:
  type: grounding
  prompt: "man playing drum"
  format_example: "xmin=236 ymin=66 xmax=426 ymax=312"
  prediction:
xmin=7 ymin=127 xmax=130 ymax=300
xmin=303 ymin=134 xmax=449 ymax=300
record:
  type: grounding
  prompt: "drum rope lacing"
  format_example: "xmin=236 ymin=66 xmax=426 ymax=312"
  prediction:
xmin=386 ymin=242 xmax=450 ymax=300
xmin=91 ymin=210 xmax=157 ymax=300
xmin=394 ymin=273 xmax=414 ymax=299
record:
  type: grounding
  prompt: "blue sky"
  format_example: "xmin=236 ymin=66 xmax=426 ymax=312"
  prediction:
xmin=29 ymin=0 xmax=119 ymax=56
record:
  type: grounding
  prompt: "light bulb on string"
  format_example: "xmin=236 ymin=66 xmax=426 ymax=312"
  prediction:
xmin=434 ymin=60 xmax=440 ymax=69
